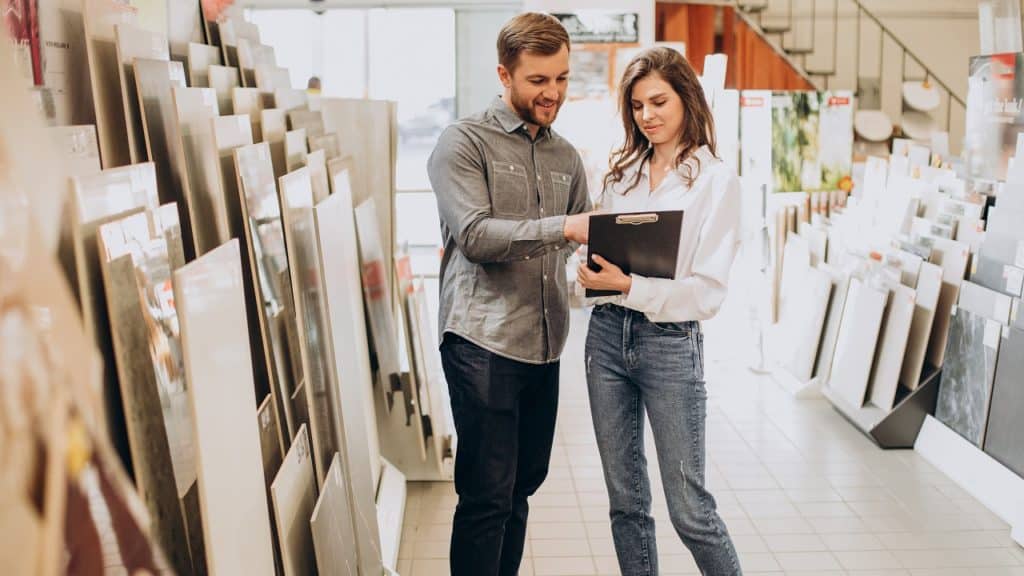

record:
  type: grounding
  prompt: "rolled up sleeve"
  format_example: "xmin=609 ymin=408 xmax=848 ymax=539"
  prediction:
xmin=429 ymin=126 xmax=569 ymax=264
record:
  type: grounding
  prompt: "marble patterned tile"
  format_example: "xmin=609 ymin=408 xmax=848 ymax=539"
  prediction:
xmin=935 ymin=307 xmax=1000 ymax=447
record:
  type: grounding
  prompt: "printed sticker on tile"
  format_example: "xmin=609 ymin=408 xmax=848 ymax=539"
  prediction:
xmin=1005 ymin=266 xmax=1024 ymax=296
xmin=984 ymin=319 xmax=1001 ymax=350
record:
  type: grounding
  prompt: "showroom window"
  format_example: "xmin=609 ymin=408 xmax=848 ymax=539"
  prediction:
xmin=246 ymin=7 xmax=456 ymax=253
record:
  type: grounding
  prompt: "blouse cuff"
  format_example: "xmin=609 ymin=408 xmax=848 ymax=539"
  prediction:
xmin=622 ymin=273 xmax=651 ymax=312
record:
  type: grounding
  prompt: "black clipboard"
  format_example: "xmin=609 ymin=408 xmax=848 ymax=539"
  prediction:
xmin=586 ymin=210 xmax=684 ymax=297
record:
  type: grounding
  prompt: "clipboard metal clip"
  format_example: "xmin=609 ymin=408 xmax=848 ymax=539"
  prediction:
xmin=615 ymin=213 xmax=659 ymax=225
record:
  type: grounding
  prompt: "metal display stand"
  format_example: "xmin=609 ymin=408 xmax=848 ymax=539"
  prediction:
xmin=822 ymin=365 xmax=941 ymax=448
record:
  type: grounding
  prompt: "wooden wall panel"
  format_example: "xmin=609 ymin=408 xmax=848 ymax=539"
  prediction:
xmin=655 ymin=2 xmax=814 ymax=92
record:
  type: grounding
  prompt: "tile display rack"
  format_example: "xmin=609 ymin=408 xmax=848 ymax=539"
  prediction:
xmin=823 ymin=365 xmax=941 ymax=449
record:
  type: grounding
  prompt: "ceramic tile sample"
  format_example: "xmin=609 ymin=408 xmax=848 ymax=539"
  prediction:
xmin=958 ymin=280 xmax=1014 ymax=324
xmin=275 ymin=88 xmax=306 ymax=112
xmin=925 ymin=237 xmax=970 ymax=368
xmin=212 ymin=115 xmax=254 ymax=240
xmin=785 ymin=267 xmax=832 ymax=382
xmin=315 ymin=171 xmax=386 ymax=576
xmin=310 ymin=454 xmax=359 ymax=576
xmin=813 ymin=265 xmax=851 ymax=385
xmin=393 ymin=255 xmax=429 ymax=459
xmin=979 ymin=231 xmax=1021 ymax=266
xmin=256 ymin=395 xmax=286 ymax=575
xmin=973 ymin=256 xmax=1024 ymax=298
xmin=321 ymin=98 xmax=398 ymax=282
xmin=285 ymin=128 xmax=308 ymax=172
xmin=892 ymin=250 xmax=924 ymax=287
xmin=411 ymin=281 xmax=452 ymax=465
xmin=97 ymin=207 xmax=197 ymax=575
xmin=288 ymin=109 xmax=325 ymax=138
xmin=868 ymin=284 xmax=917 ymax=411
xmin=271 ymin=425 xmax=317 ymax=576
xmin=167 ymin=2 xmax=203 ymax=62
xmin=174 ymin=239 xmax=275 ymax=576
xmin=987 ymin=206 xmax=1024 ymax=239
xmin=235 ymin=142 xmax=299 ymax=444
xmin=354 ymin=198 xmax=403 ymax=410
xmin=309 ymin=133 xmax=340 ymax=160
xmin=186 ymin=41 xmax=221 ymax=87
xmin=212 ymin=114 xmax=276 ymax=405
xmin=935 ymin=307 xmax=1001 ymax=448
xmin=304 ymin=149 xmax=329 ymax=203
xmin=133 ymin=58 xmax=188 ymax=218
xmin=983 ymin=326 xmax=1024 ymax=478
xmin=72 ymin=162 xmax=161 ymax=336
xmin=208 ymin=64 xmax=240 ymax=115
xmin=48 ymin=125 xmax=102 ymax=177
xmin=233 ymin=87 xmax=266 ymax=142
xmin=900 ymin=262 xmax=943 ymax=390
xmin=114 ymin=23 xmax=168 ymax=164
xmin=84 ymin=0 xmax=138 ymax=167
xmin=778 ymin=233 xmax=810 ymax=325
xmin=262 ymin=108 xmax=288 ymax=179
xmin=829 ymin=278 xmax=888 ymax=408
xmin=279 ymin=167 xmax=338 ymax=487
xmin=173 ymin=85 xmax=231 ymax=256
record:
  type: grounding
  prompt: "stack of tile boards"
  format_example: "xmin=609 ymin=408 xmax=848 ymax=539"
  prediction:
xmin=15 ymin=3 xmax=455 ymax=574
xmin=769 ymin=138 xmax=1023 ymax=478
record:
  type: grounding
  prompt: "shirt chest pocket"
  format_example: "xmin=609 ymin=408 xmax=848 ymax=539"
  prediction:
xmin=551 ymin=171 xmax=572 ymax=213
xmin=490 ymin=160 xmax=529 ymax=217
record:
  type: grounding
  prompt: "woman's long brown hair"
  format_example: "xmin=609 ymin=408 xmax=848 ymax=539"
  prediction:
xmin=603 ymin=47 xmax=718 ymax=195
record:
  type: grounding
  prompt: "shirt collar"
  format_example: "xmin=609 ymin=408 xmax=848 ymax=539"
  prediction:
xmin=611 ymin=145 xmax=716 ymax=195
xmin=489 ymin=95 xmax=551 ymax=139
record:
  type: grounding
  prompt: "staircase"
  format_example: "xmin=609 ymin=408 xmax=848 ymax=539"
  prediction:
xmin=734 ymin=0 xmax=968 ymax=150
xmin=657 ymin=0 xmax=970 ymax=152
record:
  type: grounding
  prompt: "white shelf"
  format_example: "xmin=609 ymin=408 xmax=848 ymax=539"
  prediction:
xmin=915 ymin=415 xmax=1024 ymax=546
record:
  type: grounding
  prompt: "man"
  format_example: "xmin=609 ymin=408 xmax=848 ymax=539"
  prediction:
xmin=427 ymin=12 xmax=592 ymax=576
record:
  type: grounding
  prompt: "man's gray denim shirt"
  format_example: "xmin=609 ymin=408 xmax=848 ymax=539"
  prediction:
xmin=428 ymin=96 xmax=591 ymax=364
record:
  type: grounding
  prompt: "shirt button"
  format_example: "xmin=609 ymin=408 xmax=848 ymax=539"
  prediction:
xmin=525 ymin=255 xmax=530 ymax=260
xmin=543 ymin=274 xmax=548 ymax=280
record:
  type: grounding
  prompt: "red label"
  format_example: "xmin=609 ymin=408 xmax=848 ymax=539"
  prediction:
xmin=993 ymin=53 xmax=1018 ymax=80
xmin=362 ymin=260 xmax=385 ymax=301
xmin=395 ymin=255 xmax=414 ymax=294
xmin=741 ymin=96 xmax=765 ymax=108
xmin=828 ymin=96 xmax=851 ymax=106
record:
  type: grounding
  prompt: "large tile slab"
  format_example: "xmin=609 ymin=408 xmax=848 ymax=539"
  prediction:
xmin=900 ymin=262 xmax=942 ymax=390
xmin=983 ymin=326 xmax=1024 ymax=478
xmin=829 ymin=278 xmax=887 ymax=408
xmin=935 ymin=307 xmax=1000 ymax=448
xmin=114 ymin=23 xmax=168 ymax=164
xmin=311 ymin=453 xmax=359 ymax=576
xmin=174 ymin=239 xmax=275 ymax=575
xmin=272 ymin=424 xmax=318 ymax=576
xmin=869 ymin=284 xmax=916 ymax=411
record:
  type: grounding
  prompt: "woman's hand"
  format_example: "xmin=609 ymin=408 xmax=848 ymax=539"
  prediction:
xmin=577 ymin=254 xmax=632 ymax=294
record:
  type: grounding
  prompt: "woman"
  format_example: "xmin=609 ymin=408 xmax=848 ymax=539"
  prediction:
xmin=576 ymin=47 xmax=742 ymax=575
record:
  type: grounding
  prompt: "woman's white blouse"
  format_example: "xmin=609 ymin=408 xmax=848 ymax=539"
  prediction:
xmin=591 ymin=145 xmax=741 ymax=322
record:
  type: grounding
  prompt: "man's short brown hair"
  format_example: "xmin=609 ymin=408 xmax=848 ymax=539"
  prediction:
xmin=497 ymin=13 xmax=571 ymax=73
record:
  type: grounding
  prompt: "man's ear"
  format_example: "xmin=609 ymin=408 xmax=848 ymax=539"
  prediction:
xmin=497 ymin=64 xmax=512 ymax=88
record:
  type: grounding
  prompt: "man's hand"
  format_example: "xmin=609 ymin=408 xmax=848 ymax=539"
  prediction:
xmin=577 ymin=254 xmax=632 ymax=294
xmin=564 ymin=212 xmax=592 ymax=244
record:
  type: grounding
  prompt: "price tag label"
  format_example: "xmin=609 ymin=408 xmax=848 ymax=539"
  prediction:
xmin=1005 ymin=266 xmax=1024 ymax=296
xmin=984 ymin=319 xmax=1001 ymax=350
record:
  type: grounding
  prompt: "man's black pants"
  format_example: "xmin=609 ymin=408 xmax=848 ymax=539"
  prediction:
xmin=440 ymin=333 xmax=560 ymax=576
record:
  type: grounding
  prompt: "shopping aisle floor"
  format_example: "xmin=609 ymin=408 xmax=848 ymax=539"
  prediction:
xmin=397 ymin=310 xmax=1024 ymax=576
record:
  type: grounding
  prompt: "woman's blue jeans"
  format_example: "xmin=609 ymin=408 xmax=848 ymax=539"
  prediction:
xmin=585 ymin=304 xmax=742 ymax=576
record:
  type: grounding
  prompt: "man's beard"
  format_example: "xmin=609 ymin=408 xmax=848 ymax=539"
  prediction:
xmin=509 ymin=87 xmax=561 ymax=128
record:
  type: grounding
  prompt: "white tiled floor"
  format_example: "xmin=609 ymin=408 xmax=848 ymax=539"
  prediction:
xmin=398 ymin=304 xmax=1024 ymax=576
